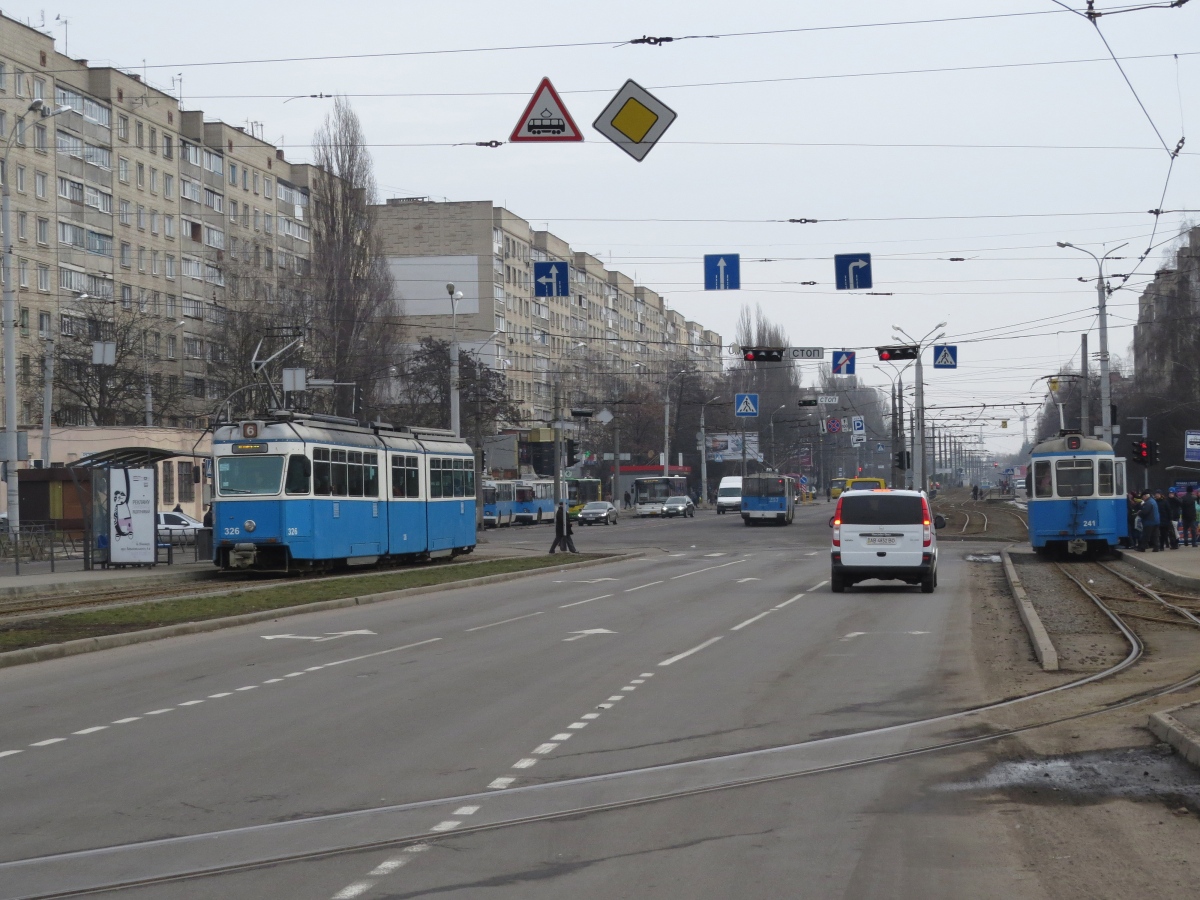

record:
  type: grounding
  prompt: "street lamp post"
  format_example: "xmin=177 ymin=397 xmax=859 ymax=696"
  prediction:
xmin=4 ymin=99 xmax=71 ymax=529
xmin=891 ymin=322 xmax=946 ymax=492
xmin=1057 ymin=241 xmax=1126 ymax=447
xmin=768 ymin=404 xmax=786 ymax=471
xmin=698 ymin=394 xmax=720 ymax=507
xmin=662 ymin=370 xmax=686 ymax=477
xmin=446 ymin=282 xmax=463 ymax=436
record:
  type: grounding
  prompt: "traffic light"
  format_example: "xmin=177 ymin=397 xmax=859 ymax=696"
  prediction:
xmin=1132 ymin=439 xmax=1151 ymax=465
xmin=1147 ymin=439 xmax=1158 ymax=465
xmin=875 ymin=345 xmax=919 ymax=361
xmin=566 ymin=440 xmax=578 ymax=467
xmin=797 ymin=398 xmax=819 ymax=407
xmin=743 ymin=347 xmax=785 ymax=362
xmin=894 ymin=451 xmax=911 ymax=469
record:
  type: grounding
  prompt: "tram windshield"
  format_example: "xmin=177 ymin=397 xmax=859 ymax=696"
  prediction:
xmin=217 ymin=456 xmax=284 ymax=495
xmin=744 ymin=477 xmax=788 ymax=497
xmin=1055 ymin=459 xmax=1094 ymax=497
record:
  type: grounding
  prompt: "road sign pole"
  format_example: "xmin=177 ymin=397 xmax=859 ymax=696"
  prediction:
xmin=914 ymin=352 xmax=925 ymax=491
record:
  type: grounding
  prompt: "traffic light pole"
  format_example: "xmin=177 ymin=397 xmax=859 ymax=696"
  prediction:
xmin=914 ymin=353 xmax=925 ymax=492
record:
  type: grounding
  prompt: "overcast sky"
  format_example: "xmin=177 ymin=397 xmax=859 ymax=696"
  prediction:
xmin=19 ymin=0 xmax=1199 ymax=453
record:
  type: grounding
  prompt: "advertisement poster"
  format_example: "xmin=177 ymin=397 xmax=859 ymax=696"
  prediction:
xmin=705 ymin=433 xmax=762 ymax=463
xmin=109 ymin=468 xmax=156 ymax=564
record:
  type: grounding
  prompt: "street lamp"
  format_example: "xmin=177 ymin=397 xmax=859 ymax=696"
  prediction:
xmin=891 ymin=322 xmax=946 ymax=492
xmin=698 ymin=393 xmax=721 ymax=507
xmin=446 ymin=282 xmax=464 ymax=436
xmin=1056 ymin=241 xmax=1126 ymax=447
xmin=4 ymin=99 xmax=71 ymax=529
xmin=768 ymin=404 xmax=787 ymax=471
xmin=662 ymin=370 xmax=687 ymax=477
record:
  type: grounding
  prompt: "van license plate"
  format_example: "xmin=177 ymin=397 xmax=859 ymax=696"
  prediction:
xmin=866 ymin=537 xmax=896 ymax=546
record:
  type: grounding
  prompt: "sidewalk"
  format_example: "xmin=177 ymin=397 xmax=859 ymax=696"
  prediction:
xmin=0 ymin=560 xmax=218 ymax=599
xmin=1119 ymin=546 xmax=1200 ymax=591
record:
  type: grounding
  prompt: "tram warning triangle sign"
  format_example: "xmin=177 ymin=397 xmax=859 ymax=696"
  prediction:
xmin=510 ymin=77 xmax=583 ymax=143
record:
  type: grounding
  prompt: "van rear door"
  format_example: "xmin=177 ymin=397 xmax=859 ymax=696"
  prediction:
xmin=838 ymin=494 xmax=925 ymax=568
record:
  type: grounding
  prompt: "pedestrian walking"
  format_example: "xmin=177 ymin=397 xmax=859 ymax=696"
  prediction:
xmin=549 ymin=501 xmax=577 ymax=554
xmin=1138 ymin=491 xmax=1160 ymax=552
xmin=1155 ymin=489 xmax=1174 ymax=550
xmin=1182 ymin=486 xmax=1198 ymax=547
xmin=623 ymin=490 xmax=631 ymax=510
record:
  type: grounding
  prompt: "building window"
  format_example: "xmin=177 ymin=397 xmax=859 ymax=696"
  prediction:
xmin=162 ymin=135 xmax=172 ymax=159
xmin=164 ymin=173 xmax=174 ymax=200
xmin=120 ymin=242 xmax=131 ymax=267
xmin=164 ymin=215 xmax=175 ymax=238
xmin=118 ymin=157 xmax=129 ymax=183
xmin=263 ymin=177 xmax=272 ymax=199
xmin=34 ymin=171 xmax=46 ymax=199
xmin=117 ymin=115 xmax=129 ymax=141
xmin=136 ymin=162 xmax=145 ymax=188
xmin=149 ymin=127 xmax=157 ymax=154
xmin=36 ymin=217 xmax=48 ymax=244
xmin=162 ymin=462 xmax=174 ymax=505
xmin=18 ymin=260 xmax=28 ymax=287
xmin=34 ymin=124 xmax=46 ymax=151
xmin=149 ymin=167 xmax=158 ymax=193
xmin=151 ymin=250 xmax=160 ymax=275
xmin=15 ymin=165 xmax=25 ymax=193
xmin=17 ymin=212 xmax=26 ymax=240
xmin=167 ymin=334 xmax=177 ymax=359
xmin=119 ymin=200 xmax=131 ymax=226
xmin=165 ymin=294 xmax=177 ymax=317
xmin=137 ymin=246 xmax=146 ymax=271
xmin=137 ymin=205 xmax=146 ymax=230
xmin=136 ymin=121 xmax=144 ymax=148
xmin=37 ymin=266 xmax=49 ymax=292
xmin=150 ymin=210 xmax=159 ymax=235
xmin=39 ymin=311 xmax=50 ymax=336
xmin=121 ymin=285 xmax=132 ymax=309
xmin=178 ymin=462 xmax=195 ymax=502
xmin=165 ymin=255 xmax=176 ymax=279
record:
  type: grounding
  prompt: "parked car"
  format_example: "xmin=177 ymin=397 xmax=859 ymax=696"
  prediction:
xmin=577 ymin=501 xmax=618 ymax=525
xmin=157 ymin=511 xmax=204 ymax=542
xmin=830 ymin=489 xmax=946 ymax=593
xmin=662 ymin=496 xmax=696 ymax=518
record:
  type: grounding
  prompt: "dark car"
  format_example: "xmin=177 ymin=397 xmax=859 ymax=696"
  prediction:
xmin=578 ymin=501 xmax=618 ymax=525
xmin=662 ymin=496 xmax=696 ymax=518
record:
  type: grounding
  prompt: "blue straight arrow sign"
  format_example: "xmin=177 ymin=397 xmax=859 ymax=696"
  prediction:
xmin=704 ymin=254 xmax=740 ymax=290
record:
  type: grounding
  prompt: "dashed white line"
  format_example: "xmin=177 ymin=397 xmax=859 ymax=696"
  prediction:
xmin=606 ymin=695 xmax=624 ymax=702
xmin=805 ymin=551 xmax=819 ymax=556
xmin=624 ymin=580 xmax=663 ymax=593
xmin=488 ymin=777 xmax=515 ymax=789
xmin=454 ymin=806 xmax=480 ymax=816
xmin=533 ymin=743 xmax=558 ymax=754
xmin=630 ymin=679 xmax=645 ymax=684
xmin=810 ymin=580 xmax=830 ymax=590
xmin=30 ymin=739 xmax=65 ymax=747
xmin=325 ymin=637 xmax=442 ymax=667
xmin=620 ymin=686 xmax=636 ymax=692
xmin=596 ymin=703 xmax=613 ymax=709
xmin=262 ymin=678 xmax=284 ymax=684
xmin=560 ymin=594 xmax=612 ymax=608
xmin=0 ymin=750 xmax=22 ymax=758
xmin=842 ymin=632 xmax=866 ymax=642
xmin=775 ymin=593 xmax=805 ymax=609
xmin=429 ymin=820 xmax=461 ymax=832
xmin=305 ymin=666 xmax=325 ymax=672
xmin=368 ymin=858 xmax=409 ymax=876
xmin=144 ymin=709 xmax=174 ymax=715
xmin=178 ymin=700 xmax=205 ymax=707
xmin=332 ymin=881 xmax=375 ymax=899
xmin=512 ymin=758 xmax=538 ymax=769
xmin=731 ymin=610 xmax=774 ymax=631
xmin=551 ymin=733 xmax=573 ymax=740
xmin=112 ymin=717 xmax=140 ymax=724
xmin=208 ymin=693 xmax=232 ymax=699
xmin=284 ymin=672 xmax=305 ymax=678
xmin=671 ymin=560 xmax=746 ymax=579
xmin=236 ymin=686 xmax=258 ymax=691
xmin=72 ymin=726 xmax=108 ymax=735
xmin=581 ymin=712 xmax=600 ymax=720
xmin=659 ymin=636 xmax=723 ymax=666
xmin=465 ymin=611 xmax=544 ymax=632
xmin=567 ymin=722 xmax=588 ymax=729
xmin=704 ymin=552 xmax=727 ymax=557
xmin=640 ymin=672 xmax=654 ymax=678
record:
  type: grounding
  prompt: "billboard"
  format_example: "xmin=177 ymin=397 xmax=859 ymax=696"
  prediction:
xmin=705 ymin=433 xmax=762 ymax=463
xmin=1186 ymin=430 xmax=1200 ymax=463
xmin=109 ymin=468 xmax=156 ymax=565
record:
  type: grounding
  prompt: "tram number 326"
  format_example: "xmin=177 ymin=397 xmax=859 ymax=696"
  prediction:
xmin=223 ymin=527 xmax=240 ymax=536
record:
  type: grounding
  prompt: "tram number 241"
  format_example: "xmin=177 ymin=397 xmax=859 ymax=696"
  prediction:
xmin=1082 ymin=520 xmax=1097 ymax=528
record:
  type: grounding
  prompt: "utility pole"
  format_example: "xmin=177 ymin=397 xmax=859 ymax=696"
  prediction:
xmin=446 ymin=283 xmax=462 ymax=436
xmin=913 ymin=351 xmax=925 ymax=491
xmin=552 ymin=381 xmax=562 ymax=506
xmin=613 ymin=421 xmax=621 ymax=506
xmin=663 ymin=378 xmax=671 ymax=478
xmin=699 ymin=403 xmax=709 ymax=508
xmin=41 ymin=336 xmax=54 ymax=466
xmin=1079 ymin=333 xmax=1089 ymax=437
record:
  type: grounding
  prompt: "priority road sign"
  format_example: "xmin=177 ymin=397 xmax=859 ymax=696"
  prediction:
xmin=735 ymin=393 xmax=759 ymax=417
xmin=834 ymin=253 xmax=873 ymax=290
xmin=533 ymin=261 xmax=569 ymax=297
xmin=704 ymin=254 xmax=740 ymax=290
xmin=933 ymin=344 xmax=958 ymax=369
xmin=593 ymin=79 xmax=677 ymax=162
xmin=509 ymin=77 xmax=583 ymax=143
xmin=832 ymin=351 xmax=856 ymax=375
xmin=827 ymin=417 xmax=842 ymax=433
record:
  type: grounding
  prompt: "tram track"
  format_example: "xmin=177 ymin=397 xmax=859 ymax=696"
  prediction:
xmin=7 ymin=553 xmax=1199 ymax=898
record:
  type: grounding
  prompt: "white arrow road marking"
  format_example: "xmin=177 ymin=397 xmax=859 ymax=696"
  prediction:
xmin=261 ymin=630 xmax=376 ymax=642
xmin=563 ymin=628 xmax=617 ymax=642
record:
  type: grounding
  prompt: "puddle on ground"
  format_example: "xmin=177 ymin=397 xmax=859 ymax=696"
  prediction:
xmin=937 ymin=745 xmax=1200 ymax=811
xmin=965 ymin=554 xmax=1002 ymax=563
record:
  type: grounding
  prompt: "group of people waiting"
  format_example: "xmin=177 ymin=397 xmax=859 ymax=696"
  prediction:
xmin=1127 ymin=487 xmax=1200 ymax=552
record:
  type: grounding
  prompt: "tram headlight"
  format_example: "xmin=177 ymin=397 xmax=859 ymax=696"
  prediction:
xmin=244 ymin=519 xmax=257 ymax=533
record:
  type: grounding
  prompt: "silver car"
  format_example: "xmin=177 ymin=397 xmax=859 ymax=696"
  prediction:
xmin=662 ymin=496 xmax=696 ymax=518
xmin=578 ymin=501 xmax=618 ymax=525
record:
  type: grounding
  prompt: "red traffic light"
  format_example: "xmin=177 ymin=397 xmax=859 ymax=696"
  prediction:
xmin=875 ymin=345 xmax=920 ymax=361
xmin=743 ymin=347 xmax=784 ymax=362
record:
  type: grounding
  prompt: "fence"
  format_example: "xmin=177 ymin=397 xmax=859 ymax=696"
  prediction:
xmin=0 ymin=524 xmax=213 ymax=575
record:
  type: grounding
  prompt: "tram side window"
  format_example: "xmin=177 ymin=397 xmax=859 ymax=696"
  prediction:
xmin=1055 ymin=459 xmax=1094 ymax=497
xmin=429 ymin=458 xmax=442 ymax=499
xmin=330 ymin=449 xmax=348 ymax=496
xmin=1034 ymin=461 xmax=1053 ymax=498
xmin=1098 ymin=459 xmax=1114 ymax=496
xmin=1115 ymin=460 xmax=1125 ymax=496
xmin=285 ymin=454 xmax=311 ymax=495
xmin=453 ymin=459 xmax=464 ymax=498
xmin=313 ymin=447 xmax=332 ymax=495
xmin=391 ymin=455 xmax=420 ymax=499
xmin=363 ymin=452 xmax=379 ymax=498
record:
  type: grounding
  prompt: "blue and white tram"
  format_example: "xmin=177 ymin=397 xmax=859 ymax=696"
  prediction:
xmin=512 ymin=479 xmax=555 ymax=524
xmin=1027 ymin=433 xmax=1128 ymax=555
xmin=741 ymin=474 xmax=796 ymax=525
xmin=482 ymin=479 xmax=516 ymax=527
xmin=212 ymin=414 xmax=477 ymax=571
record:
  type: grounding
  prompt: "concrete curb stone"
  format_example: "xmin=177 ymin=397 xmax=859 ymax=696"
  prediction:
xmin=1115 ymin=549 xmax=1200 ymax=592
xmin=1001 ymin=546 xmax=1059 ymax=671
xmin=1149 ymin=702 xmax=1200 ymax=768
xmin=0 ymin=551 xmax=644 ymax=670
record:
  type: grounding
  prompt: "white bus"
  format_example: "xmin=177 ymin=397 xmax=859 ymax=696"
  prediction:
xmin=632 ymin=475 xmax=689 ymax=517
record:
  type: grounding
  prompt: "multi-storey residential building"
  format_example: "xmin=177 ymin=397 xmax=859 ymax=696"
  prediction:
xmin=375 ymin=198 xmax=723 ymax=426
xmin=0 ymin=13 xmax=314 ymax=458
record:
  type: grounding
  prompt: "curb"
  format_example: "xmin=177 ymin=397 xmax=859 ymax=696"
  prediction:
xmin=1149 ymin=701 xmax=1200 ymax=768
xmin=1115 ymin=549 xmax=1200 ymax=592
xmin=0 ymin=552 xmax=644 ymax=670
xmin=1000 ymin=546 xmax=1059 ymax=671
xmin=0 ymin=567 xmax=219 ymax=601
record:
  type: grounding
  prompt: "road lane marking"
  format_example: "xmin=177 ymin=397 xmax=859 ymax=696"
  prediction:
xmin=624 ymin=580 xmax=663 ymax=592
xmin=810 ymin=580 xmax=829 ymax=590
xmin=30 ymin=739 xmax=65 ymax=746
xmin=208 ymin=693 xmax=232 ymax=698
xmin=659 ymin=636 xmax=723 ymax=666
xmin=736 ymin=577 xmax=760 ymax=583
xmin=640 ymin=673 xmax=654 ymax=677
xmin=606 ymin=695 xmax=624 ymax=701
xmin=72 ymin=727 xmax=108 ymax=735
xmin=465 ymin=611 xmax=545 ymax=632
xmin=560 ymin=594 xmax=612 ymax=608
xmin=178 ymin=700 xmax=205 ymax=706
xmin=630 ymin=679 xmax=645 ymax=684
xmin=325 ymin=637 xmax=442 ymax=666
xmin=0 ymin=750 xmax=22 ymax=758
xmin=842 ymin=632 xmax=866 ymax=641
xmin=284 ymin=672 xmax=305 ymax=678
xmin=236 ymin=686 xmax=258 ymax=691
xmin=144 ymin=709 xmax=174 ymax=715
xmin=567 ymin=722 xmax=588 ymax=729
xmin=512 ymin=758 xmax=537 ymax=768
xmin=488 ymin=777 xmax=515 ymax=789
xmin=263 ymin=678 xmax=284 ymax=684
xmin=806 ymin=552 xmax=818 ymax=556
xmin=369 ymin=859 xmax=409 ymax=876
xmin=620 ymin=686 xmax=636 ymax=692
xmin=731 ymin=610 xmax=773 ymax=631
xmin=430 ymin=820 xmax=461 ymax=832
xmin=454 ymin=806 xmax=480 ymax=815
xmin=333 ymin=882 xmax=375 ymax=899
xmin=581 ymin=713 xmax=600 ymax=720
xmin=533 ymin=743 xmax=558 ymax=754
xmin=704 ymin=552 xmax=727 ymax=557
xmin=112 ymin=717 xmax=141 ymax=724
xmin=551 ymin=733 xmax=573 ymax=740
xmin=775 ymin=593 xmax=805 ymax=609
xmin=671 ymin=560 xmax=746 ymax=579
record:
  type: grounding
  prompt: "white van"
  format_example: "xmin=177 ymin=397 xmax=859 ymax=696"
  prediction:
xmin=830 ymin=489 xmax=946 ymax=593
xmin=716 ymin=476 xmax=742 ymax=514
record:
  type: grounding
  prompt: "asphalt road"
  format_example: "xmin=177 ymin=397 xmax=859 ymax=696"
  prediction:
xmin=0 ymin=503 xmax=1049 ymax=899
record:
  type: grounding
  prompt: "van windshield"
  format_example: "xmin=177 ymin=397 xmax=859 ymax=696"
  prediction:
xmin=840 ymin=495 xmax=924 ymax=525
xmin=718 ymin=487 xmax=741 ymax=497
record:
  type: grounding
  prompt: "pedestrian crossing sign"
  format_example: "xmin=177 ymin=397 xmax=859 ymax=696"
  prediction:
xmin=735 ymin=393 xmax=759 ymax=417
xmin=933 ymin=344 xmax=958 ymax=369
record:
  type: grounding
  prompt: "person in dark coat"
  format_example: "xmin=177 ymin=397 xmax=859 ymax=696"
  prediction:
xmin=1155 ymin=490 xmax=1174 ymax=550
xmin=1166 ymin=488 xmax=1183 ymax=549
xmin=623 ymin=490 xmax=632 ymax=510
xmin=202 ymin=504 xmax=213 ymax=528
xmin=1138 ymin=491 xmax=1160 ymax=552
xmin=1184 ymin=487 xmax=1199 ymax=547
xmin=549 ymin=502 xmax=577 ymax=554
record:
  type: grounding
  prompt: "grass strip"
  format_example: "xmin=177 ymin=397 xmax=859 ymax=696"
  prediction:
xmin=0 ymin=555 xmax=604 ymax=653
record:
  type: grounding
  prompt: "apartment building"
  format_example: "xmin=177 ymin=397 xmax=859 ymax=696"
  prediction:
xmin=375 ymin=198 xmax=723 ymax=426
xmin=0 ymin=12 xmax=314 ymax=455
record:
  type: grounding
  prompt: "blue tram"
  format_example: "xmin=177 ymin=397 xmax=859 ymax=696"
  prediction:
xmin=741 ymin=474 xmax=796 ymax=525
xmin=212 ymin=414 xmax=477 ymax=572
xmin=513 ymin=479 xmax=555 ymax=524
xmin=1027 ymin=433 xmax=1128 ymax=555
xmin=482 ymin=479 xmax=516 ymax=527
